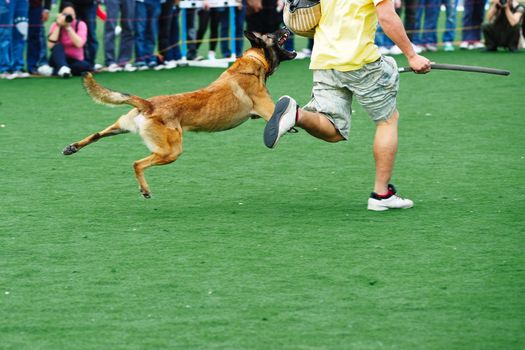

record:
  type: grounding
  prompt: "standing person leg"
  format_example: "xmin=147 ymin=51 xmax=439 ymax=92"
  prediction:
xmin=85 ymin=2 xmax=98 ymax=67
xmin=104 ymin=0 xmax=119 ymax=69
xmin=422 ymin=0 xmax=440 ymax=50
xmin=165 ymin=4 xmax=181 ymax=61
xmin=208 ymin=8 xmax=218 ymax=58
xmin=0 ymin=0 xmax=13 ymax=77
xmin=442 ymin=0 xmax=458 ymax=51
xmin=469 ymin=0 xmax=486 ymax=48
xmin=75 ymin=2 xmax=98 ymax=68
xmin=234 ymin=0 xmax=246 ymax=56
xmin=390 ymin=0 xmax=422 ymax=54
xmin=461 ymin=0 xmax=474 ymax=47
xmin=27 ymin=1 xmax=50 ymax=75
xmin=373 ymin=111 xmax=399 ymax=195
xmin=27 ymin=5 xmax=41 ymax=73
xmin=403 ymin=0 xmax=418 ymax=41
xmin=37 ymin=6 xmax=48 ymax=68
xmin=11 ymin=0 xmax=29 ymax=76
xmin=195 ymin=7 xmax=209 ymax=54
xmin=218 ymin=7 xmax=231 ymax=57
xmin=119 ymin=0 xmax=135 ymax=69
xmin=134 ymin=0 xmax=147 ymax=67
xmin=412 ymin=0 xmax=425 ymax=47
xmin=185 ymin=8 xmax=197 ymax=60
xmin=354 ymin=57 xmax=412 ymax=210
xmin=157 ymin=0 xmax=172 ymax=64
xmin=145 ymin=1 xmax=160 ymax=67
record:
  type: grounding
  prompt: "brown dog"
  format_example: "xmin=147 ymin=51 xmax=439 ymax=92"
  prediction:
xmin=63 ymin=30 xmax=296 ymax=198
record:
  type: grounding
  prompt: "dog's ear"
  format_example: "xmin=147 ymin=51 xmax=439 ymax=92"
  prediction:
xmin=244 ymin=31 xmax=266 ymax=48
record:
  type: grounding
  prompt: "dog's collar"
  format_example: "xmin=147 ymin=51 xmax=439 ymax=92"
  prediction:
xmin=245 ymin=51 xmax=270 ymax=74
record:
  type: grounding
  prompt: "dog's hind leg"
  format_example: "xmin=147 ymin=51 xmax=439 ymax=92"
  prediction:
xmin=62 ymin=110 xmax=140 ymax=155
xmin=133 ymin=125 xmax=183 ymax=198
xmin=62 ymin=121 xmax=129 ymax=155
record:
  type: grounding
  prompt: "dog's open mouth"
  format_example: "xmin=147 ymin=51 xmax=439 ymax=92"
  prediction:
xmin=276 ymin=29 xmax=297 ymax=60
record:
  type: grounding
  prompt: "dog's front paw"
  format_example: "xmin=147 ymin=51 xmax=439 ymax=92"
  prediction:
xmin=63 ymin=144 xmax=78 ymax=156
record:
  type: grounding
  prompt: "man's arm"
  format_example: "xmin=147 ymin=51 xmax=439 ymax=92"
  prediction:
xmin=504 ymin=0 xmax=523 ymax=26
xmin=376 ymin=0 xmax=431 ymax=73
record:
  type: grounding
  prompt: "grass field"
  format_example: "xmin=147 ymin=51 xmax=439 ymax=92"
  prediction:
xmin=1 ymin=49 xmax=524 ymax=349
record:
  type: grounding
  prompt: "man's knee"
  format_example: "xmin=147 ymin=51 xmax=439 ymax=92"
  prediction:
xmin=376 ymin=109 xmax=399 ymax=126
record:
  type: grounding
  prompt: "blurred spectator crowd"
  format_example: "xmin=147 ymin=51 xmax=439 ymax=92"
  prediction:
xmin=0 ymin=0 xmax=523 ymax=79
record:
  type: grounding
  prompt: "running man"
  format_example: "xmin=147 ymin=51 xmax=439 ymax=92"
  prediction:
xmin=264 ymin=0 xmax=432 ymax=211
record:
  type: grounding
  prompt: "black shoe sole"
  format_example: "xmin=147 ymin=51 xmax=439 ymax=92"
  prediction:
xmin=264 ymin=97 xmax=291 ymax=148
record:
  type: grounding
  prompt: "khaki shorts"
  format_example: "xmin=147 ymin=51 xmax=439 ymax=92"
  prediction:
xmin=303 ymin=56 xmax=399 ymax=140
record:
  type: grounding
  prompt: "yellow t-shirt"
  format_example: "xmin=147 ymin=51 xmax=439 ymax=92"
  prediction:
xmin=310 ymin=0 xmax=383 ymax=71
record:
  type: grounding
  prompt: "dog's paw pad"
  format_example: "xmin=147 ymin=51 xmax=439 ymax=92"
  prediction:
xmin=63 ymin=144 xmax=78 ymax=155
xmin=140 ymin=189 xmax=151 ymax=199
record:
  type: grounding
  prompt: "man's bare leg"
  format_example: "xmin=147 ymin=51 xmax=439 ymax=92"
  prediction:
xmin=296 ymin=109 xmax=345 ymax=143
xmin=264 ymin=96 xmax=344 ymax=148
xmin=373 ymin=110 xmax=399 ymax=195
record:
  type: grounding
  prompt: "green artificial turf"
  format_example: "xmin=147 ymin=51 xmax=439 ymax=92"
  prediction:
xmin=1 ymin=50 xmax=524 ymax=349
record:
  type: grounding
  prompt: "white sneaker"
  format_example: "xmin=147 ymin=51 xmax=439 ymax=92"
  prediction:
xmin=263 ymin=96 xmax=298 ymax=149
xmin=7 ymin=71 xmax=31 ymax=79
xmin=367 ymin=184 xmax=414 ymax=211
xmin=389 ymin=45 xmax=403 ymax=55
xmin=94 ymin=63 xmax=103 ymax=71
xmin=443 ymin=42 xmax=455 ymax=52
xmin=0 ymin=72 xmax=9 ymax=79
xmin=107 ymin=63 xmax=122 ymax=73
xmin=425 ymin=44 xmax=438 ymax=52
xmin=414 ymin=44 xmax=425 ymax=53
xmin=301 ymin=48 xmax=312 ymax=57
xmin=57 ymin=66 xmax=72 ymax=78
xmin=459 ymin=41 xmax=469 ymax=49
xmin=153 ymin=63 xmax=166 ymax=71
xmin=37 ymin=64 xmax=53 ymax=76
xmin=123 ymin=63 xmax=137 ymax=72
xmin=208 ymin=50 xmax=216 ymax=60
xmin=470 ymin=41 xmax=485 ymax=50
xmin=136 ymin=64 xmax=149 ymax=71
xmin=164 ymin=60 xmax=177 ymax=69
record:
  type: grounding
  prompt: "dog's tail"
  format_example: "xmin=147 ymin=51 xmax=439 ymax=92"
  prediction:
xmin=82 ymin=72 xmax=153 ymax=114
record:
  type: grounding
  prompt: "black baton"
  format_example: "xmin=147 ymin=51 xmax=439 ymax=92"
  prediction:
xmin=398 ymin=63 xmax=511 ymax=76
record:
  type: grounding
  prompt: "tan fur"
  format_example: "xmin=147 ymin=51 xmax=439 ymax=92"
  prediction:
xmin=64 ymin=48 xmax=278 ymax=198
